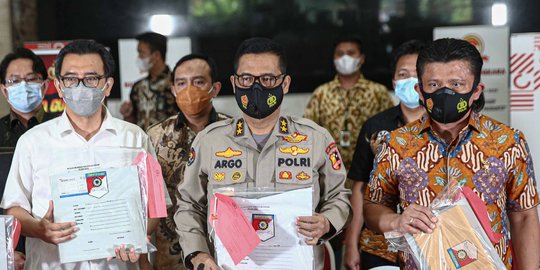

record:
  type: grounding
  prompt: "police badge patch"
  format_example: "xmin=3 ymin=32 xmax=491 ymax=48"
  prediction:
xmin=252 ymin=214 xmax=275 ymax=241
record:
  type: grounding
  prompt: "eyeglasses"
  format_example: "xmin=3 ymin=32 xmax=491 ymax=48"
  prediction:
xmin=234 ymin=73 xmax=285 ymax=88
xmin=59 ymin=75 xmax=105 ymax=88
xmin=5 ymin=74 xmax=43 ymax=85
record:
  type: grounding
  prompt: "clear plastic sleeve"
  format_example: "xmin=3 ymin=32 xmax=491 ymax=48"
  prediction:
xmin=210 ymin=187 xmax=314 ymax=270
xmin=49 ymin=147 xmax=158 ymax=261
xmin=384 ymin=180 xmax=506 ymax=269
xmin=0 ymin=215 xmax=18 ymax=270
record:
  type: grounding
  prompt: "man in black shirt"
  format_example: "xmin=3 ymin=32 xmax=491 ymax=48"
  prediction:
xmin=0 ymin=48 xmax=52 ymax=188
xmin=345 ymin=40 xmax=425 ymax=270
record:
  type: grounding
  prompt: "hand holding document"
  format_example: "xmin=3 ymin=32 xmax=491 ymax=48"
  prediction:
xmin=212 ymin=187 xmax=314 ymax=270
xmin=50 ymin=165 xmax=147 ymax=264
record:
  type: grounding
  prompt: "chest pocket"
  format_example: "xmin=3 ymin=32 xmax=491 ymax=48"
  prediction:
xmin=210 ymin=146 xmax=247 ymax=186
xmin=275 ymin=134 xmax=313 ymax=185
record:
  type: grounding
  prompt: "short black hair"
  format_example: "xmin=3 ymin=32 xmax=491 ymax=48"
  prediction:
xmin=0 ymin=47 xmax=47 ymax=84
xmin=334 ymin=35 xmax=363 ymax=54
xmin=171 ymin=53 xmax=218 ymax=82
xmin=55 ymin=40 xmax=116 ymax=78
xmin=417 ymin=38 xmax=484 ymax=112
xmin=136 ymin=32 xmax=167 ymax=61
xmin=233 ymin=37 xmax=287 ymax=74
xmin=391 ymin=40 xmax=425 ymax=75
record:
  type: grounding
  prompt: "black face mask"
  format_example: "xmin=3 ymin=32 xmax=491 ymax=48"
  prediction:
xmin=420 ymin=86 xmax=475 ymax=124
xmin=234 ymin=82 xmax=284 ymax=119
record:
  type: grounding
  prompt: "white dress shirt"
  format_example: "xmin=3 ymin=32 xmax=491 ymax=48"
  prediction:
xmin=1 ymin=107 xmax=170 ymax=270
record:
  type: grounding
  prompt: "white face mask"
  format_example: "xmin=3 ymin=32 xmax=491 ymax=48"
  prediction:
xmin=136 ymin=57 xmax=153 ymax=73
xmin=334 ymin=55 xmax=360 ymax=75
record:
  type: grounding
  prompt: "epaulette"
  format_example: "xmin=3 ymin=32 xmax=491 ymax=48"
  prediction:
xmin=234 ymin=118 xmax=245 ymax=137
xmin=278 ymin=116 xmax=289 ymax=134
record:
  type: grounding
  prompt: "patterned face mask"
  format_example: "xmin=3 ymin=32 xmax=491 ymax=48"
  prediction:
xmin=234 ymin=82 xmax=283 ymax=120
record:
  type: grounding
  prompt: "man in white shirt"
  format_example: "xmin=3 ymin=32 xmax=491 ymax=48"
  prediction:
xmin=1 ymin=40 xmax=163 ymax=269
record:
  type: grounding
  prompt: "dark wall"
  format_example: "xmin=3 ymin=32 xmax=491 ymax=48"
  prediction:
xmin=36 ymin=0 xmax=540 ymax=98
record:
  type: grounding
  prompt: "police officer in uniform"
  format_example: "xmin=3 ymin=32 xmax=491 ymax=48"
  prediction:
xmin=175 ymin=38 xmax=351 ymax=270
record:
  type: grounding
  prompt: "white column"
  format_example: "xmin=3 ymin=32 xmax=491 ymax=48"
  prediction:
xmin=0 ymin=0 xmax=12 ymax=116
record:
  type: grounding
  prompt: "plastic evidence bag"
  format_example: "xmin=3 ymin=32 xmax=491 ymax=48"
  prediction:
xmin=211 ymin=186 xmax=314 ymax=270
xmin=49 ymin=147 xmax=156 ymax=263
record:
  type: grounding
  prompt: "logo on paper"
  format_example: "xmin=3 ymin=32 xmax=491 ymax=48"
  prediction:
xmin=85 ymin=171 xmax=109 ymax=198
xmin=252 ymin=214 xmax=275 ymax=241
xmin=447 ymin=240 xmax=478 ymax=268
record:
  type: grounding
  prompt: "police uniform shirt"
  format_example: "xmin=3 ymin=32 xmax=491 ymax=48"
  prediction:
xmin=176 ymin=115 xmax=351 ymax=267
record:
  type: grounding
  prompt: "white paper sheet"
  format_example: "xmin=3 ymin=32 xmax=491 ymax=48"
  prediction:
xmin=50 ymin=165 xmax=147 ymax=264
xmin=215 ymin=187 xmax=313 ymax=270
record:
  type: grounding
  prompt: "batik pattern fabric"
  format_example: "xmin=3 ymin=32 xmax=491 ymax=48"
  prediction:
xmin=304 ymin=75 xmax=393 ymax=174
xmin=366 ymin=112 xmax=539 ymax=269
xmin=130 ymin=67 xmax=178 ymax=130
xmin=147 ymin=109 xmax=229 ymax=269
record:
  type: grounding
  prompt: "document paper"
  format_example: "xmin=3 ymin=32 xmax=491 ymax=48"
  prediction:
xmin=50 ymin=165 xmax=147 ymax=264
xmin=214 ymin=187 xmax=314 ymax=270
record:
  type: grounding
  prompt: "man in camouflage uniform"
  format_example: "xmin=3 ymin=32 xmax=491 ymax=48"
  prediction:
xmin=147 ymin=54 xmax=229 ymax=269
xmin=175 ymin=38 xmax=351 ymax=270
xmin=121 ymin=32 xmax=178 ymax=130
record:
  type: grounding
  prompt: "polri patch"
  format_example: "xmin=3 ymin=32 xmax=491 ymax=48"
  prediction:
xmin=329 ymin=149 xmax=342 ymax=170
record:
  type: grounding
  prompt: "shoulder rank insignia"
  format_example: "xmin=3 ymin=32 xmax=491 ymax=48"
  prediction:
xmin=296 ymin=171 xmax=311 ymax=181
xmin=282 ymin=132 xmax=308 ymax=143
xmin=234 ymin=119 xmax=244 ymax=137
xmin=187 ymin=147 xmax=195 ymax=166
xmin=279 ymin=146 xmax=309 ymax=156
xmin=215 ymin=147 xmax=243 ymax=158
xmin=279 ymin=117 xmax=289 ymax=134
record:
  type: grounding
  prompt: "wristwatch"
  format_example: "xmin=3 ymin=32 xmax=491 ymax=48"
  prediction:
xmin=185 ymin=251 xmax=202 ymax=270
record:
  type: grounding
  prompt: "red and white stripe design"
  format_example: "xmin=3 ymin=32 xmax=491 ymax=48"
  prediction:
xmin=535 ymin=36 xmax=540 ymax=51
xmin=510 ymin=53 xmax=534 ymax=75
xmin=511 ymin=89 xmax=535 ymax=111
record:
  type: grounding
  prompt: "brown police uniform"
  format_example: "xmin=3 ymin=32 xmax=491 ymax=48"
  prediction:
xmin=175 ymin=115 xmax=351 ymax=269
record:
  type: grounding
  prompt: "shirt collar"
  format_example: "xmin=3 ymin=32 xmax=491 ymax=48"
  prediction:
xmin=57 ymin=106 xmax=118 ymax=137
xmin=147 ymin=66 xmax=170 ymax=82
xmin=418 ymin=110 xmax=481 ymax=135
xmin=329 ymin=73 xmax=365 ymax=90
xmin=9 ymin=107 xmax=46 ymax=129
xmin=175 ymin=107 xmax=219 ymax=130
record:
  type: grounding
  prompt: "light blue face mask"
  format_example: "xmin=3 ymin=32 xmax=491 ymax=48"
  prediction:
xmin=395 ymin=77 xmax=420 ymax=109
xmin=6 ymin=81 xmax=44 ymax=113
